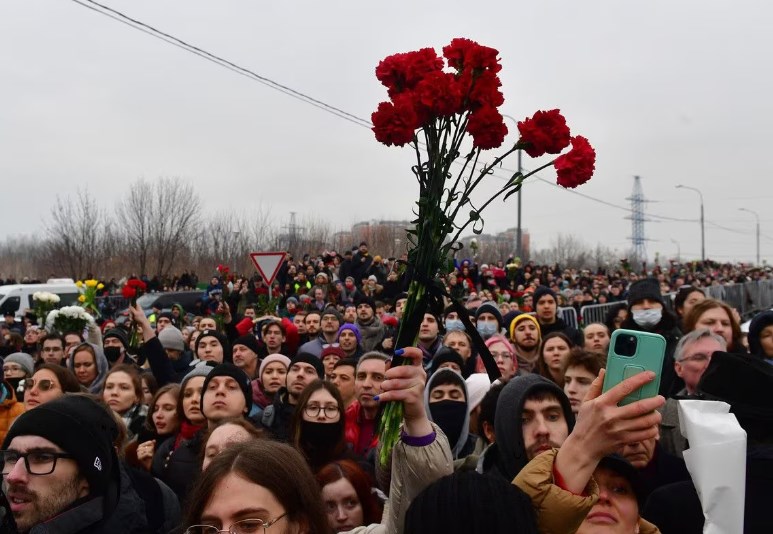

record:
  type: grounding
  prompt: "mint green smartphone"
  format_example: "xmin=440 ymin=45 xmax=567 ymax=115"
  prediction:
xmin=602 ymin=329 xmax=665 ymax=406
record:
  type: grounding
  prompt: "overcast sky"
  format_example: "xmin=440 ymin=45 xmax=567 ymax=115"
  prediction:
xmin=1 ymin=0 xmax=771 ymax=264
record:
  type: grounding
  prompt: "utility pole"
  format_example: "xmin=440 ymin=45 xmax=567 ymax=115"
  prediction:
xmin=676 ymin=185 xmax=705 ymax=262
xmin=739 ymin=208 xmax=760 ymax=265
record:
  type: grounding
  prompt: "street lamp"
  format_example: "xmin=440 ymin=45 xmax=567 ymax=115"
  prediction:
xmin=675 ymin=185 xmax=705 ymax=261
xmin=739 ymin=208 xmax=760 ymax=265
xmin=502 ymin=114 xmax=523 ymax=260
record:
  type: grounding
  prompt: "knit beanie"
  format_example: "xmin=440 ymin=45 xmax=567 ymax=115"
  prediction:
xmin=321 ymin=345 xmax=347 ymax=362
xmin=182 ymin=361 xmax=215 ymax=384
xmin=476 ymin=301 xmax=503 ymax=328
xmin=748 ymin=310 xmax=773 ymax=357
xmin=3 ymin=395 xmax=119 ymax=499
xmin=355 ymin=295 xmax=376 ymax=313
xmin=626 ymin=278 xmax=664 ymax=308
xmin=201 ymin=363 xmax=253 ymax=415
xmin=336 ymin=324 xmax=362 ymax=345
xmin=430 ymin=346 xmax=466 ymax=376
xmin=532 ymin=286 xmax=557 ymax=307
xmin=321 ymin=307 xmax=343 ymax=324
xmin=233 ymin=334 xmax=260 ymax=356
xmin=291 ymin=352 xmax=324 ymax=379
xmin=195 ymin=329 xmax=232 ymax=363
xmin=158 ymin=326 xmax=185 ymax=352
xmin=258 ymin=354 xmax=291 ymax=378
xmin=3 ymin=352 xmax=34 ymax=377
xmin=508 ymin=314 xmax=542 ymax=341
xmin=465 ymin=373 xmax=492 ymax=414
xmin=103 ymin=328 xmax=129 ymax=350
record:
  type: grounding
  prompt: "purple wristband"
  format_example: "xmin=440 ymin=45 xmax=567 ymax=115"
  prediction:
xmin=400 ymin=430 xmax=436 ymax=447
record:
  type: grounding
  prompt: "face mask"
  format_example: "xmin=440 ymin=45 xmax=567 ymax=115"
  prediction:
xmin=300 ymin=420 xmax=343 ymax=451
xmin=429 ymin=400 xmax=467 ymax=448
xmin=445 ymin=319 xmax=465 ymax=332
xmin=103 ymin=346 xmax=123 ymax=364
xmin=476 ymin=321 xmax=498 ymax=339
xmin=632 ymin=309 xmax=662 ymax=329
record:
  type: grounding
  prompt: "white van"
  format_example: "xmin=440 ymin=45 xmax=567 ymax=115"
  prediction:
xmin=0 ymin=279 xmax=81 ymax=319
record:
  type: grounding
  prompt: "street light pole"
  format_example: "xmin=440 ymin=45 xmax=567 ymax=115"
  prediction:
xmin=670 ymin=238 xmax=681 ymax=263
xmin=739 ymin=208 xmax=760 ymax=265
xmin=675 ymin=185 xmax=705 ymax=262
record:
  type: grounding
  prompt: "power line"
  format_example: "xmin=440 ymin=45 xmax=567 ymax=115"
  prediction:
xmin=70 ymin=0 xmax=374 ymax=129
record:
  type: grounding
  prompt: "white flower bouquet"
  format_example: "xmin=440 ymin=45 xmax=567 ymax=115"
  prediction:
xmin=46 ymin=305 xmax=94 ymax=335
xmin=33 ymin=292 xmax=61 ymax=327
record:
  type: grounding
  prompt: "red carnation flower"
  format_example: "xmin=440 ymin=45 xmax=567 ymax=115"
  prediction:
xmin=415 ymin=71 xmax=464 ymax=118
xmin=122 ymin=286 xmax=136 ymax=300
xmin=121 ymin=279 xmax=147 ymax=300
xmin=372 ymin=94 xmax=419 ymax=147
xmin=375 ymin=48 xmax=444 ymax=97
xmin=468 ymin=70 xmax=504 ymax=110
xmin=554 ymin=136 xmax=596 ymax=188
xmin=517 ymin=109 xmax=571 ymax=158
xmin=443 ymin=38 xmax=501 ymax=73
xmin=466 ymin=105 xmax=508 ymax=150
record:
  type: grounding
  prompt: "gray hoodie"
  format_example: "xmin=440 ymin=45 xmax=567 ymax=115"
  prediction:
xmin=68 ymin=342 xmax=109 ymax=394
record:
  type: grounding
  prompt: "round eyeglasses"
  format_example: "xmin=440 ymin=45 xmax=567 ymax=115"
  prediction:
xmin=304 ymin=404 xmax=339 ymax=419
xmin=185 ymin=515 xmax=287 ymax=534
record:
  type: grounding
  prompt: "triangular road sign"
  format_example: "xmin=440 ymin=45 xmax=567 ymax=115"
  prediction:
xmin=249 ymin=251 xmax=287 ymax=285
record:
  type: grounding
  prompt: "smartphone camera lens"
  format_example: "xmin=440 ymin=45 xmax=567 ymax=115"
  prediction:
xmin=615 ymin=334 xmax=638 ymax=357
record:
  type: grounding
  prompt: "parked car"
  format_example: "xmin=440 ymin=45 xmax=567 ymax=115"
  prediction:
xmin=0 ymin=279 xmax=81 ymax=319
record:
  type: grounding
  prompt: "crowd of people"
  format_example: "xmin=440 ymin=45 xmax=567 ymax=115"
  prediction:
xmin=0 ymin=245 xmax=771 ymax=533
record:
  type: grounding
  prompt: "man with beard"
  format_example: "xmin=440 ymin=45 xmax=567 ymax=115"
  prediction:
xmin=477 ymin=374 xmax=574 ymax=481
xmin=1 ymin=395 xmax=122 ymax=532
xmin=508 ymin=314 xmax=542 ymax=374
xmin=354 ymin=297 xmax=385 ymax=353
xmin=298 ymin=307 xmax=342 ymax=358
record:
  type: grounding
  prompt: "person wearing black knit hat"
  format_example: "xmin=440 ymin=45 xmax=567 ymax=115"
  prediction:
xmin=621 ymin=277 xmax=682 ymax=397
xmin=102 ymin=327 xmax=129 ymax=366
xmin=532 ymin=286 xmax=583 ymax=347
xmin=194 ymin=329 xmax=232 ymax=365
xmin=232 ymin=335 xmax=260 ymax=379
xmin=475 ymin=301 xmax=503 ymax=340
xmin=2 ymin=395 xmax=121 ymax=532
xmin=747 ymin=310 xmax=773 ymax=361
xmin=201 ymin=363 xmax=253 ymax=427
xmin=430 ymin=346 xmax=466 ymax=376
xmin=405 ymin=470 xmax=539 ymax=534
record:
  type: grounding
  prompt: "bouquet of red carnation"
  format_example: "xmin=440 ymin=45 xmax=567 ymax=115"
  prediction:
xmin=122 ymin=279 xmax=147 ymax=354
xmin=372 ymin=38 xmax=596 ymax=465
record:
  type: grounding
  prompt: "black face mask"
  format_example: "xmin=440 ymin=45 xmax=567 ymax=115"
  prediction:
xmin=300 ymin=420 xmax=343 ymax=453
xmin=429 ymin=400 xmax=467 ymax=448
xmin=103 ymin=346 xmax=123 ymax=364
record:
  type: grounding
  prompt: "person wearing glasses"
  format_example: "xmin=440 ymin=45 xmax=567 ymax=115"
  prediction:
xmin=23 ymin=364 xmax=81 ymax=410
xmin=1 ymin=395 xmax=122 ymax=532
xmin=290 ymin=380 xmax=352 ymax=473
xmin=659 ymin=329 xmax=727 ymax=459
xmin=38 ymin=333 xmax=66 ymax=366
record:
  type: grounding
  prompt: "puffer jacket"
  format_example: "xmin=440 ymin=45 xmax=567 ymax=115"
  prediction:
xmin=0 ymin=383 xmax=25 ymax=444
xmin=514 ymin=449 xmax=660 ymax=534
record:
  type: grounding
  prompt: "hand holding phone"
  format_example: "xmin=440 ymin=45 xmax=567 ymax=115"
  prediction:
xmin=602 ymin=329 xmax=666 ymax=406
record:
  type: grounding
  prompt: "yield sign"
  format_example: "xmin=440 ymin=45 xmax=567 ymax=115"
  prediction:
xmin=249 ymin=252 xmax=287 ymax=285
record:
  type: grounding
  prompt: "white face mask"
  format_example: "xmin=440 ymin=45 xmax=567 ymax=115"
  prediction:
xmin=632 ymin=308 xmax=662 ymax=329
xmin=476 ymin=321 xmax=498 ymax=339
xmin=445 ymin=319 xmax=465 ymax=332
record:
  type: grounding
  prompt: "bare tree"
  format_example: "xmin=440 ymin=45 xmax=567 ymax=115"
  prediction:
xmin=42 ymin=189 xmax=110 ymax=279
xmin=118 ymin=177 xmax=201 ymax=276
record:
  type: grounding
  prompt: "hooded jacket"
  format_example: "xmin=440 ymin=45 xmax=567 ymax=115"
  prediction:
xmin=67 ymin=342 xmax=109 ymax=394
xmin=424 ymin=369 xmax=475 ymax=460
xmin=748 ymin=310 xmax=773 ymax=360
xmin=482 ymin=374 xmax=575 ymax=481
